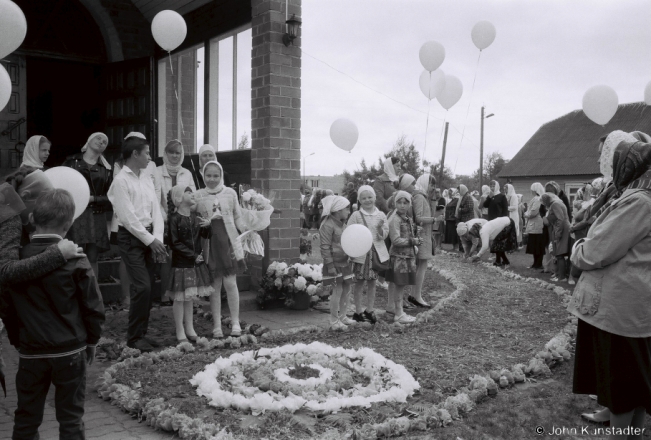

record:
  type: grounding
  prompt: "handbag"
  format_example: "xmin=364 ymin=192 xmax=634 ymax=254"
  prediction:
xmin=360 ymin=212 xmax=390 ymax=271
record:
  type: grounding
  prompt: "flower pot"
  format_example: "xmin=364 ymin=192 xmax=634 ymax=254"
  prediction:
xmin=290 ymin=293 xmax=311 ymax=310
xmin=261 ymin=298 xmax=286 ymax=310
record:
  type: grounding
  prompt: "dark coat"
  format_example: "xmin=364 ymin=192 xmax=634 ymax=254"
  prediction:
xmin=483 ymin=193 xmax=509 ymax=220
xmin=457 ymin=193 xmax=476 ymax=223
xmin=168 ymin=212 xmax=211 ymax=268
xmin=63 ymin=153 xmax=113 ymax=213
xmin=373 ymin=175 xmax=396 ymax=214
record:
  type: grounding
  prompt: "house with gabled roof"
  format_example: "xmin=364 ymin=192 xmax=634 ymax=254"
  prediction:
xmin=498 ymin=102 xmax=651 ymax=204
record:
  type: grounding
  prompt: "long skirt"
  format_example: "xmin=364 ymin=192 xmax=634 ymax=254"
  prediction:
xmin=207 ymin=219 xmax=237 ymax=278
xmin=573 ymin=319 xmax=651 ymax=414
xmin=67 ymin=207 xmax=110 ymax=252
xmin=443 ymin=221 xmax=458 ymax=245
xmin=526 ymin=233 xmax=546 ymax=255
xmin=489 ymin=219 xmax=517 ymax=253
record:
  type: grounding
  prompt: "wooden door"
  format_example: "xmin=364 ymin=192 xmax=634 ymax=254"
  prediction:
xmin=102 ymin=57 xmax=155 ymax=164
xmin=0 ymin=54 xmax=27 ymax=176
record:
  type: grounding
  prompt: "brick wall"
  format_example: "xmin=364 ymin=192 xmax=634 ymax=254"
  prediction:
xmin=250 ymin=0 xmax=302 ymax=281
xmin=100 ymin=0 xmax=156 ymax=60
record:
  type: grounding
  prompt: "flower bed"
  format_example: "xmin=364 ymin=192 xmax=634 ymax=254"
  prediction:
xmin=191 ymin=342 xmax=419 ymax=415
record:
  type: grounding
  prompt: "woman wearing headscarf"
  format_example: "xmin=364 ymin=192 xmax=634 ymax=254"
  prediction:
xmin=471 ymin=190 xmax=482 ymax=219
xmin=373 ymin=157 xmax=401 ymax=214
xmin=504 ymin=184 xmax=520 ymax=245
xmin=405 ymin=173 xmax=435 ymax=308
xmin=154 ymin=140 xmax=196 ymax=222
xmin=570 ymin=136 xmax=651 ymax=433
xmin=570 ymin=183 xmax=595 ymax=241
xmin=525 ymin=183 xmax=547 ymax=269
xmin=517 ymin=194 xmax=525 ymax=247
xmin=21 ymin=135 xmax=51 ymax=169
xmin=479 ymin=185 xmax=491 ymax=219
xmin=470 ymin=216 xmax=516 ymax=266
xmin=442 ymin=189 xmax=451 ymax=206
xmin=483 ymin=180 xmax=509 ymax=220
xmin=455 ymin=184 xmax=475 ymax=224
xmin=444 ymin=189 xmax=460 ymax=248
xmin=541 ymin=193 xmax=571 ymax=282
xmin=63 ymin=132 xmax=113 ymax=277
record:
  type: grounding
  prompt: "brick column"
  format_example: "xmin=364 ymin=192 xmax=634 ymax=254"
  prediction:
xmin=250 ymin=0 xmax=302 ymax=281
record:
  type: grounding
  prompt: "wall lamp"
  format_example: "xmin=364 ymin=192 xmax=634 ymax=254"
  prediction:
xmin=283 ymin=14 xmax=301 ymax=47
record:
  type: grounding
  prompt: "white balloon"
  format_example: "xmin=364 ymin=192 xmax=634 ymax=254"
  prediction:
xmin=330 ymin=118 xmax=359 ymax=152
xmin=645 ymin=81 xmax=651 ymax=106
xmin=43 ymin=167 xmax=90 ymax=220
xmin=151 ymin=10 xmax=187 ymax=52
xmin=419 ymin=41 xmax=445 ymax=72
xmin=582 ymin=85 xmax=618 ymax=125
xmin=437 ymin=75 xmax=463 ymax=110
xmin=0 ymin=0 xmax=27 ymax=59
xmin=418 ymin=69 xmax=446 ymax=100
xmin=471 ymin=21 xmax=496 ymax=51
xmin=0 ymin=64 xmax=10 ymax=112
xmin=341 ymin=224 xmax=373 ymax=258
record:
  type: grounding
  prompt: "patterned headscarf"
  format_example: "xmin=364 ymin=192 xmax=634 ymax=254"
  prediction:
xmin=600 ymin=131 xmax=637 ymax=181
xmin=321 ymin=195 xmax=349 ymax=217
xmin=531 ymin=182 xmax=545 ymax=197
xmin=591 ymin=177 xmax=604 ymax=193
xmin=383 ymin=158 xmax=399 ymax=182
xmin=612 ymin=139 xmax=651 ymax=192
xmin=163 ymin=140 xmax=184 ymax=176
xmin=81 ymin=132 xmax=111 ymax=169
xmin=398 ymin=173 xmax=416 ymax=191
xmin=22 ymin=135 xmax=47 ymax=169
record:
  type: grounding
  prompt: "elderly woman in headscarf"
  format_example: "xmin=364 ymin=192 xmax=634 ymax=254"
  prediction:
xmin=456 ymin=184 xmax=475 ymax=224
xmin=470 ymin=215 xmax=516 ymax=266
xmin=479 ymin=185 xmax=491 ymax=219
xmin=483 ymin=180 xmax=509 ymax=220
xmin=570 ymin=135 xmax=651 ymax=432
xmin=545 ymin=181 xmax=573 ymax=223
xmin=504 ymin=184 xmax=520 ymax=246
xmin=456 ymin=218 xmax=487 ymax=260
xmin=524 ymin=183 xmax=547 ymax=269
xmin=154 ymin=140 xmax=196 ymax=222
xmin=346 ymin=185 xmax=389 ymax=323
xmin=63 ymin=132 xmax=113 ymax=276
xmin=444 ymin=189 xmax=461 ymax=248
xmin=21 ymin=135 xmax=51 ymax=169
xmin=404 ymin=173 xmax=436 ymax=308
xmin=541 ymin=192 xmax=571 ymax=282
xmin=373 ymin=157 xmax=402 ymax=214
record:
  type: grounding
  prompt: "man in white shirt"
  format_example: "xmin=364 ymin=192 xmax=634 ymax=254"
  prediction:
xmin=108 ymin=137 xmax=166 ymax=352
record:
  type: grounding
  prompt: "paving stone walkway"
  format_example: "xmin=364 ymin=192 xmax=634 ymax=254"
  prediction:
xmin=0 ymin=306 xmax=332 ymax=439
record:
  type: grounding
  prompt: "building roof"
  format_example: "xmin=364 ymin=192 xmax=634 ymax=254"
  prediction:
xmin=499 ymin=102 xmax=651 ymax=178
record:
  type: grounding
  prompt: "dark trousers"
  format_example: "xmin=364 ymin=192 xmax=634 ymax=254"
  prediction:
xmin=556 ymin=255 xmax=567 ymax=279
xmin=117 ymin=227 xmax=155 ymax=345
xmin=495 ymin=251 xmax=510 ymax=265
xmin=13 ymin=352 xmax=87 ymax=440
xmin=533 ymin=253 xmax=544 ymax=268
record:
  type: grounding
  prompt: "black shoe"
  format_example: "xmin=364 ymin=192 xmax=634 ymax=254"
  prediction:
xmin=408 ymin=296 xmax=432 ymax=308
xmin=363 ymin=310 xmax=378 ymax=324
xmin=352 ymin=313 xmax=369 ymax=323
xmin=493 ymin=262 xmax=502 ymax=267
xmin=128 ymin=338 xmax=154 ymax=353
xmin=142 ymin=336 xmax=161 ymax=348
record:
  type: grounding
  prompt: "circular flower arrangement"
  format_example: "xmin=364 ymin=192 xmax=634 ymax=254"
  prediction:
xmin=190 ymin=341 xmax=419 ymax=414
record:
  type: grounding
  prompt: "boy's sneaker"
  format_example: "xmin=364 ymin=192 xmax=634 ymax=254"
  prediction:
xmin=329 ymin=320 xmax=347 ymax=331
xmin=230 ymin=323 xmax=242 ymax=336
xmin=128 ymin=338 xmax=154 ymax=353
xmin=363 ymin=310 xmax=377 ymax=324
xmin=352 ymin=313 xmax=367 ymax=323
xmin=394 ymin=313 xmax=416 ymax=324
xmin=340 ymin=316 xmax=355 ymax=325
xmin=143 ymin=336 xmax=161 ymax=348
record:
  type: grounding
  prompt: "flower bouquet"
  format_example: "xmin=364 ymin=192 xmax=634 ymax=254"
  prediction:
xmin=257 ymin=261 xmax=327 ymax=310
xmin=237 ymin=186 xmax=275 ymax=256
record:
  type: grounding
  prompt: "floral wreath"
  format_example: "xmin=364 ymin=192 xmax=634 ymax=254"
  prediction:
xmin=190 ymin=341 xmax=419 ymax=414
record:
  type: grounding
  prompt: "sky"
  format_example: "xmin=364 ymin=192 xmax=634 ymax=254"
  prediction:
xmin=299 ymin=0 xmax=651 ymax=177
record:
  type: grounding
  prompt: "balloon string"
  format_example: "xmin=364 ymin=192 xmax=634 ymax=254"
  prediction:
xmin=168 ymin=51 xmax=185 ymax=136
xmin=422 ymin=72 xmax=431 ymax=164
xmin=453 ymin=50 xmax=483 ymax=173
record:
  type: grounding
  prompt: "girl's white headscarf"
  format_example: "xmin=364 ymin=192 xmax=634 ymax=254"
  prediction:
xmin=505 ymin=183 xmax=516 ymax=200
xmin=81 ymin=132 xmax=111 ymax=169
xmin=383 ymin=158 xmax=399 ymax=182
xmin=321 ymin=195 xmax=349 ymax=218
xmin=481 ymin=185 xmax=490 ymax=197
xmin=490 ymin=180 xmax=501 ymax=195
xmin=398 ymin=173 xmax=416 ymax=191
xmin=22 ymin=135 xmax=47 ymax=169
xmin=124 ymin=132 xmax=146 ymax=140
xmin=415 ymin=173 xmax=432 ymax=193
xmin=170 ymin=184 xmax=191 ymax=208
xmin=600 ymin=130 xmax=637 ymax=182
xmin=163 ymin=139 xmax=184 ymax=176
xmin=357 ymin=185 xmax=375 ymax=200
xmin=202 ymin=161 xmax=224 ymax=194
xmin=530 ymin=182 xmax=545 ymax=197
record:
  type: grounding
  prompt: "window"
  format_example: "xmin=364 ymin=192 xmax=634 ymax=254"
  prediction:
xmin=157 ymin=25 xmax=251 ymax=154
xmin=565 ymin=183 xmax=585 ymax=205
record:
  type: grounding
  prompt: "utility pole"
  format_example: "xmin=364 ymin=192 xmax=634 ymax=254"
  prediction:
xmin=439 ymin=122 xmax=449 ymax=188
xmin=480 ymin=106 xmax=485 ymax=190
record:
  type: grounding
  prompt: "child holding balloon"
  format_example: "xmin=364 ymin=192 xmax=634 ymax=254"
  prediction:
xmin=165 ymin=185 xmax=214 ymax=343
xmin=346 ymin=186 xmax=389 ymax=324
xmin=386 ymin=191 xmax=421 ymax=324
xmin=319 ymin=195 xmax=354 ymax=331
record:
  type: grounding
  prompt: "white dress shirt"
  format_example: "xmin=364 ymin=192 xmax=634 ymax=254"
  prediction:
xmin=477 ymin=216 xmax=511 ymax=258
xmin=153 ymin=165 xmax=196 ymax=220
xmin=108 ymin=164 xmax=163 ymax=246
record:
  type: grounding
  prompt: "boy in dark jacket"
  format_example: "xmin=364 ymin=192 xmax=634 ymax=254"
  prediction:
xmin=0 ymin=189 xmax=105 ymax=440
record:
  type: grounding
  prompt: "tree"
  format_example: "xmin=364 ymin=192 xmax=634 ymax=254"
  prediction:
xmin=483 ymin=152 xmax=508 ymax=183
xmin=341 ymin=158 xmax=380 ymax=193
xmin=383 ymin=135 xmax=422 ymax=178
xmin=423 ymin=159 xmax=455 ymax=190
xmin=237 ymin=132 xmax=249 ymax=149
